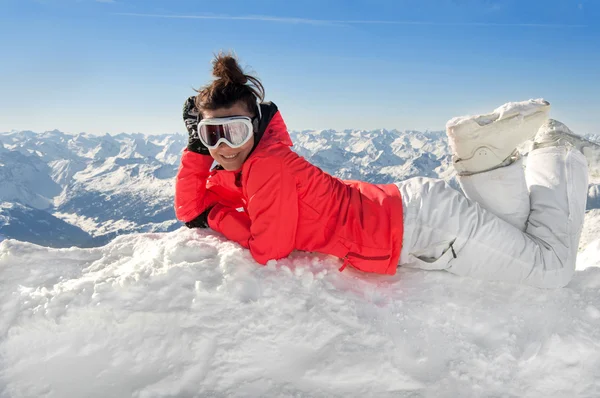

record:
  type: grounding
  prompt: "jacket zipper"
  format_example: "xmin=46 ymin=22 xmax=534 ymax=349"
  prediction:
xmin=339 ymin=252 xmax=391 ymax=272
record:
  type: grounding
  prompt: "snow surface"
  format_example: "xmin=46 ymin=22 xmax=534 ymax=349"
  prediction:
xmin=1 ymin=220 xmax=600 ymax=397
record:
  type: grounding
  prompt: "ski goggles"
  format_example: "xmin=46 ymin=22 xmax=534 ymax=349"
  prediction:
xmin=197 ymin=116 xmax=255 ymax=150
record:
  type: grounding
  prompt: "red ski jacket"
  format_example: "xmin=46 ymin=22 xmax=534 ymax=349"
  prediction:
xmin=174 ymin=108 xmax=404 ymax=275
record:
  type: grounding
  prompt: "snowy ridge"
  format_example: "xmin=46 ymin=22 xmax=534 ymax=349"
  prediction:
xmin=0 ymin=131 xmax=186 ymax=242
xmin=1 ymin=128 xmax=455 ymax=246
xmin=0 ymin=150 xmax=62 ymax=210
xmin=0 ymin=202 xmax=96 ymax=248
xmin=290 ymin=129 xmax=455 ymax=184
xmin=1 ymin=226 xmax=599 ymax=397
xmin=1 ymin=127 xmax=599 ymax=246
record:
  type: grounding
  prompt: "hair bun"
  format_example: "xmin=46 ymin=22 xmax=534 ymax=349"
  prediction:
xmin=212 ymin=54 xmax=247 ymax=85
xmin=195 ymin=52 xmax=265 ymax=112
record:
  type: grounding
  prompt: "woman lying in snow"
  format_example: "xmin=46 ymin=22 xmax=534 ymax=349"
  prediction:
xmin=174 ymin=53 xmax=589 ymax=289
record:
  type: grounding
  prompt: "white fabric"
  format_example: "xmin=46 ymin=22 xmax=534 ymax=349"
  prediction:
xmin=397 ymin=147 xmax=589 ymax=288
xmin=458 ymin=157 xmax=530 ymax=230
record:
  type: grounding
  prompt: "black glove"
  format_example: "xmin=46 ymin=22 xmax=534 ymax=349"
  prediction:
xmin=185 ymin=207 xmax=212 ymax=229
xmin=183 ymin=96 xmax=210 ymax=155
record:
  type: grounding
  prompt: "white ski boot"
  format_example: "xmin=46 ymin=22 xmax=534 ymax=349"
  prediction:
xmin=446 ymin=99 xmax=550 ymax=175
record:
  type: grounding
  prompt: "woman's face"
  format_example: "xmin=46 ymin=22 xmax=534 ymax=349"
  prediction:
xmin=203 ymin=101 xmax=256 ymax=171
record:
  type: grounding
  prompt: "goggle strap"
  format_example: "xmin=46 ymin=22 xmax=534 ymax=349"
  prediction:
xmin=256 ymin=101 xmax=262 ymax=120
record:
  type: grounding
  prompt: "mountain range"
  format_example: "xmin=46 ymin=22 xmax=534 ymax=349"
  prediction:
xmin=1 ymin=128 xmax=598 ymax=247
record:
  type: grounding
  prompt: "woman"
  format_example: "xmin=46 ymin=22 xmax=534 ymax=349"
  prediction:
xmin=175 ymin=53 xmax=589 ymax=288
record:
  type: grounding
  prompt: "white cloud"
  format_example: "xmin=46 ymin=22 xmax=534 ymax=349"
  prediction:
xmin=115 ymin=13 xmax=339 ymax=26
xmin=114 ymin=13 xmax=587 ymax=28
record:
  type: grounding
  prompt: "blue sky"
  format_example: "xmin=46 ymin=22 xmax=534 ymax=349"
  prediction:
xmin=1 ymin=0 xmax=599 ymax=135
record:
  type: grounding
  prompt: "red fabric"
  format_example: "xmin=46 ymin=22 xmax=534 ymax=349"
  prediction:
xmin=174 ymin=111 xmax=404 ymax=275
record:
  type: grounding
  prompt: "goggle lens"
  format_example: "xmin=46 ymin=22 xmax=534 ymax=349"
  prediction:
xmin=198 ymin=118 xmax=253 ymax=149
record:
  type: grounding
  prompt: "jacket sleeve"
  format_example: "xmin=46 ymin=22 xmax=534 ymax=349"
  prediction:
xmin=207 ymin=204 xmax=252 ymax=246
xmin=174 ymin=149 xmax=220 ymax=222
xmin=209 ymin=156 xmax=298 ymax=264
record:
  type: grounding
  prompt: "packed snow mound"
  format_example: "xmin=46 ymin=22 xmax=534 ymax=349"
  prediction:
xmin=1 ymin=226 xmax=600 ymax=398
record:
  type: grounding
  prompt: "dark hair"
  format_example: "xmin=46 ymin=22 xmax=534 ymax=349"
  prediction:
xmin=195 ymin=52 xmax=265 ymax=116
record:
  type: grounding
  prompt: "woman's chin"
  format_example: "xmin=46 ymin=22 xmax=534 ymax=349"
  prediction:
xmin=218 ymin=155 xmax=244 ymax=171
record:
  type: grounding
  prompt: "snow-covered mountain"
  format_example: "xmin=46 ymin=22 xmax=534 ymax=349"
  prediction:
xmin=0 ymin=202 xmax=98 ymax=248
xmin=1 ymin=128 xmax=599 ymax=247
xmin=291 ymin=128 xmax=455 ymax=183
xmin=0 ymin=130 xmax=185 ymax=244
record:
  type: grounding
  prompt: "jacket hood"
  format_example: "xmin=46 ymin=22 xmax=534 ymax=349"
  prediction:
xmin=253 ymin=102 xmax=293 ymax=152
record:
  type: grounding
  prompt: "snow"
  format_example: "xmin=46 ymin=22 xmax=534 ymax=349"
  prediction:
xmin=1 ymin=220 xmax=600 ymax=397
xmin=0 ymin=203 xmax=15 ymax=210
xmin=446 ymin=98 xmax=550 ymax=129
xmin=52 ymin=211 xmax=138 ymax=237
xmin=580 ymin=208 xmax=600 ymax=250
xmin=290 ymin=129 xmax=453 ymax=184
xmin=0 ymin=130 xmax=184 ymax=243
xmin=0 ymin=202 xmax=94 ymax=248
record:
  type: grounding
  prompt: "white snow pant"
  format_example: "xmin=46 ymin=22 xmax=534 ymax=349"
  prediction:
xmin=396 ymin=147 xmax=589 ymax=288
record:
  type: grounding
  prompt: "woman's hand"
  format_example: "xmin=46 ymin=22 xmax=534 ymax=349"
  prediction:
xmin=185 ymin=207 xmax=211 ymax=228
xmin=182 ymin=96 xmax=210 ymax=155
